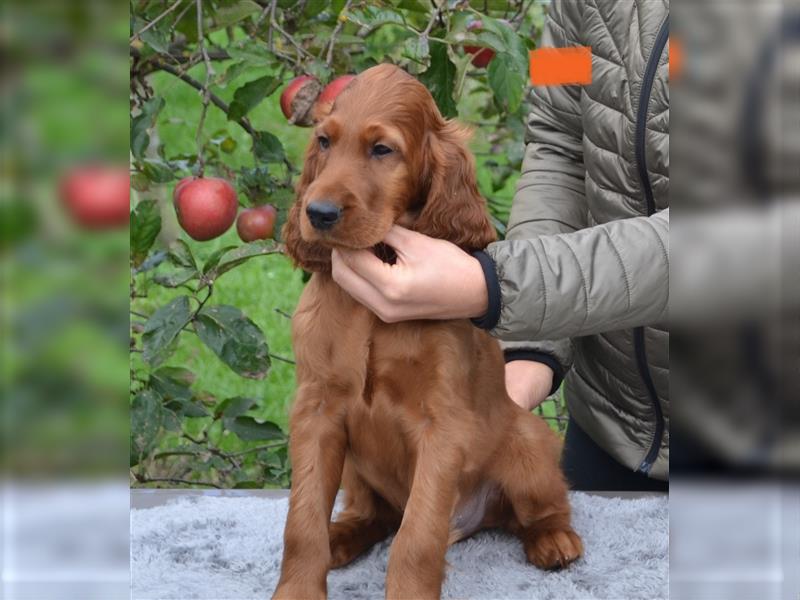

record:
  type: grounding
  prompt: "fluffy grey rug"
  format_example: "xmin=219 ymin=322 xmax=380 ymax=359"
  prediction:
xmin=131 ymin=492 xmax=667 ymax=599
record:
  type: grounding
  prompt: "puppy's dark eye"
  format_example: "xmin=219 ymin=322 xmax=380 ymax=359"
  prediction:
xmin=318 ymin=136 xmax=330 ymax=150
xmin=371 ymin=144 xmax=393 ymax=157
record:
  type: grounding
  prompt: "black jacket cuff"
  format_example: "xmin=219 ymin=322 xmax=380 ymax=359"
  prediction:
xmin=503 ymin=350 xmax=564 ymax=396
xmin=470 ymin=250 xmax=501 ymax=330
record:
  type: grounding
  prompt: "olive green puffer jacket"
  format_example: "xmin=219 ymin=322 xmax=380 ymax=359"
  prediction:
xmin=480 ymin=0 xmax=670 ymax=479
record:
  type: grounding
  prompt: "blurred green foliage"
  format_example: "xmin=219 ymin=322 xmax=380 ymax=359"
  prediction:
xmin=2 ymin=1 xmax=130 ymax=476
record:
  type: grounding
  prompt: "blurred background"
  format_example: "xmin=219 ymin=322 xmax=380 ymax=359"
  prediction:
xmin=2 ymin=0 xmax=130 ymax=598
xmin=0 ymin=0 xmax=798 ymax=598
xmin=670 ymin=0 xmax=800 ymax=598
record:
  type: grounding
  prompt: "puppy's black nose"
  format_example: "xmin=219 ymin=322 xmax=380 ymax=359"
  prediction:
xmin=306 ymin=201 xmax=342 ymax=230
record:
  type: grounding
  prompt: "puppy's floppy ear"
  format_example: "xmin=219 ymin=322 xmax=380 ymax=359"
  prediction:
xmin=415 ymin=122 xmax=497 ymax=251
xmin=281 ymin=139 xmax=332 ymax=272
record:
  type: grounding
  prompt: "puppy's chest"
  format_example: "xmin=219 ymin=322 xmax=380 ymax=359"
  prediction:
xmin=294 ymin=284 xmax=450 ymax=503
xmin=294 ymin=296 xmax=435 ymax=410
xmin=344 ymin=327 xmax=437 ymax=506
xmin=358 ymin=324 xmax=436 ymax=409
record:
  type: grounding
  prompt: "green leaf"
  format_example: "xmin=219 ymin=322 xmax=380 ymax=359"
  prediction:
xmin=347 ymin=6 xmax=406 ymax=32
xmin=419 ymin=41 xmax=457 ymax=118
xmin=224 ymin=416 xmax=284 ymax=441
xmin=150 ymin=369 xmax=192 ymax=402
xmin=253 ymin=130 xmax=285 ymax=164
xmin=228 ymin=76 xmax=280 ymax=122
xmin=403 ymin=35 xmax=430 ymax=63
xmin=214 ymin=396 xmax=256 ymax=419
xmin=454 ymin=29 xmax=505 ymax=54
xmin=161 ymin=407 xmax=182 ymax=432
xmin=268 ymin=188 xmax=295 ymax=210
xmin=173 ymin=5 xmax=199 ymax=42
xmin=223 ymin=60 xmax=251 ymax=86
xmin=238 ymin=165 xmax=271 ymax=189
xmin=153 ymin=267 xmax=198 ymax=288
xmin=142 ymin=296 xmax=193 ymax=367
xmin=305 ymin=60 xmax=333 ymax=83
xmin=487 ymin=52 xmax=525 ymax=113
xmin=481 ymin=17 xmax=529 ymax=73
xmin=165 ymin=398 xmax=210 ymax=418
xmin=148 ymin=366 xmax=208 ymax=418
xmin=130 ymin=389 xmax=163 ymax=466
xmin=194 ymin=305 xmax=270 ymax=379
xmin=448 ymin=13 xmax=529 ymax=74
xmin=202 ymin=245 xmax=238 ymax=274
xmin=155 ymin=366 xmax=196 ymax=386
xmin=136 ymin=250 xmax=168 ymax=273
xmin=168 ymin=239 xmax=198 ymax=270
xmin=201 ymin=240 xmax=280 ymax=286
xmin=213 ymin=0 xmax=261 ymax=29
xmin=135 ymin=16 xmax=171 ymax=54
xmin=226 ymin=40 xmax=271 ymax=65
xmin=140 ymin=158 xmax=175 ymax=183
xmin=263 ymin=444 xmax=290 ymax=484
xmin=130 ymin=199 xmax=162 ymax=267
xmin=130 ymin=97 xmax=164 ymax=160
xmin=134 ymin=250 xmax=167 ymax=273
xmin=141 ymin=27 xmax=169 ymax=54
xmin=131 ymin=172 xmax=150 ymax=192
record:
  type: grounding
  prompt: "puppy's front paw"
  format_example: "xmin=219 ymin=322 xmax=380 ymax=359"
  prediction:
xmin=525 ymin=528 xmax=583 ymax=570
xmin=329 ymin=524 xmax=358 ymax=569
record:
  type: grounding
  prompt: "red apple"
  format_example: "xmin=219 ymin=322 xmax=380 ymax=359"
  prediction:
xmin=173 ymin=177 xmax=238 ymax=241
xmin=173 ymin=176 xmax=195 ymax=202
xmin=236 ymin=205 xmax=277 ymax=242
xmin=60 ymin=165 xmax=130 ymax=229
xmin=280 ymin=75 xmax=323 ymax=127
xmin=314 ymin=74 xmax=356 ymax=118
xmin=464 ymin=20 xmax=496 ymax=68
xmin=317 ymin=75 xmax=356 ymax=106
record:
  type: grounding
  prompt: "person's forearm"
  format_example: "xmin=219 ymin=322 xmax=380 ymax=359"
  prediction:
xmin=482 ymin=209 xmax=669 ymax=342
xmin=505 ymin=360 xmax=554 ymax=411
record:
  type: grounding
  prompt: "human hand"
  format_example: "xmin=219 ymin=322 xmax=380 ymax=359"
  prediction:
xmin=504 ymin=360 xmax=554 ymax=411
xmin=330 ymin=225 xmax=488 ymax=323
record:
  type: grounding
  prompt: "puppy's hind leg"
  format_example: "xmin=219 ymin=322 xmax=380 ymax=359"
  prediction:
xmin=329 ymin=458 xmax=401 ymax=569
xmin=491 ymin=415 xmax=583 ymax=570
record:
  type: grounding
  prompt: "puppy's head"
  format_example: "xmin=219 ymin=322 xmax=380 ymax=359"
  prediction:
xmin=283 ymin=63 xmax=496 ymax=272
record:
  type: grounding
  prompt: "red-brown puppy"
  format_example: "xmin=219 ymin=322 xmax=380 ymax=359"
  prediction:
xmin=274 ymin=63 xmax=582 ymax=600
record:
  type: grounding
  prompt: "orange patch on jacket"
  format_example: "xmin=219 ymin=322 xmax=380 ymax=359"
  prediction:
xmin=529 ymin=47 xmax=592 ymax=86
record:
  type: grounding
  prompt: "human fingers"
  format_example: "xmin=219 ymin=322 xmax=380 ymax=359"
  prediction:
xmin=334 ymin=246 xmax=396 ymax=288
xmin=331 ymin=248 xmax=388 ymax=311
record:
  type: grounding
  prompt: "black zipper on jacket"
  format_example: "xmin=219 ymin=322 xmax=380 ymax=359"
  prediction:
xmin=633 ymin=17 xmax=669 ymax=474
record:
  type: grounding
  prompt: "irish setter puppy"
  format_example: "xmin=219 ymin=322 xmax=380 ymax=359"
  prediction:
xmin=274 ymin=63 xmax=582 ymax=600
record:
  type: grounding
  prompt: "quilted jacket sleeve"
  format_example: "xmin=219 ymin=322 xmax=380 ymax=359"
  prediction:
xmin=492 ymin=0 xmax=587 ymax=390
xmin=483 ymin=208 xmax=669 ymax=341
